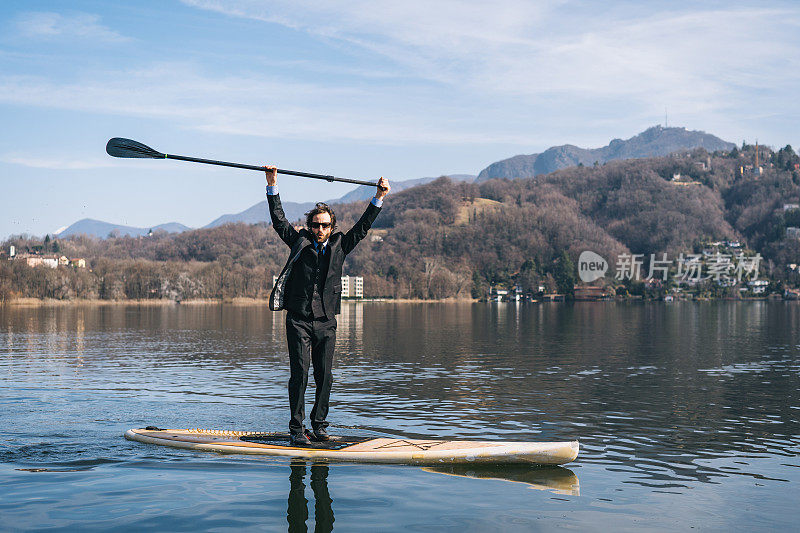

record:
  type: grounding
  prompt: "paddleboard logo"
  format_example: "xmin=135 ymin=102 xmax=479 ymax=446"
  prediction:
xmin=578 ymin=251 xmax=608 ymax=282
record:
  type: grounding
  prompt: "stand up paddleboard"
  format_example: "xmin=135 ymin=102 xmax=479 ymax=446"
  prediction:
xmin=125 ymin=427 xmax=579 ymax=465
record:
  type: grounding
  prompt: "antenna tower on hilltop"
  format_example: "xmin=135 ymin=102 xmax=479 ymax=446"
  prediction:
xmin=755 ymin=140 xmax=759 ymax=168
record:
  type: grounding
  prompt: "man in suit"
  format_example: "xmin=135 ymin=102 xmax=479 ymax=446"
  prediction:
xmin=265 ymin=165 xmax=389 ymax=445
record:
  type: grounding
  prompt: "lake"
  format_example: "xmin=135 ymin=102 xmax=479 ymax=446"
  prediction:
xmin=1 ymin=301 xmax=798 ymax=531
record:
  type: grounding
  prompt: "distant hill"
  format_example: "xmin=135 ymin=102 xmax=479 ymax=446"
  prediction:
xmin=204 ymin=200 xmax=315 ymax=228
xmin=16 ymin=143 xmax=799 ymax=302
xmin=335 ymin=174 xmax=476 ymax=203
xmin=53 ymin=125 xmax=737 ymax=237
xmin=56 ymin=219 xmax=192 ymax=239
xmin=199 ymin=174 xmax=475 ymax=228
xmin=476 ymin=126 xmax=735 ymax=182
xmin=53 ymin=173 xmax=474 ymax=238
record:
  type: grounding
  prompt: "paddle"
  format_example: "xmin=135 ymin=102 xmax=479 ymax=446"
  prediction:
xmin=106 ymin=137 xmax=381 ymax=187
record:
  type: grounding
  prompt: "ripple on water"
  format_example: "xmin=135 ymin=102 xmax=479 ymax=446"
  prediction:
xmin=1 ymin=302 xmax=799 ymax=530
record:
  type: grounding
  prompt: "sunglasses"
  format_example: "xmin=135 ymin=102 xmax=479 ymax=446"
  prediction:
xmin=310 ymin=222 xmax=332 ymax=229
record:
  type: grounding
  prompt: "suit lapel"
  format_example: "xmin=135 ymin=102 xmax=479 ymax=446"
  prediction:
xmin=324 ymin=233 xmax=342 ymax=286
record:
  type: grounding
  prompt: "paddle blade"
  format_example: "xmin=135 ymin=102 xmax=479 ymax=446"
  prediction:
xmin=106 ymin=138 xmax=164 ymax=159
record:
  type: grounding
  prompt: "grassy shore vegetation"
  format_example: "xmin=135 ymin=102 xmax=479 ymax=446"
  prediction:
xmin=2 ymin=144 xmax=800 ymax=303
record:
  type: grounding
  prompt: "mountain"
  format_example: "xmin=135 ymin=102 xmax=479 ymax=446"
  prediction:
xmin=335 ymin=174 xmax=476 ymax=203
xmin=13 ymin=144 xmax=799 ymax=302
xmin=56 ymin=219 xmax=192 ymax=239
xmin=204 ymin=200 xmax=315 ymax=228
xmin=53 ymin=125 xmax=736 ymax=237
xmin=54 ymin=173 xmax=476 ymax=238
xmin=204 ymin=174 xmax=475 ymax=227
xmin=476 ymin=126 xmax=736 ymax=182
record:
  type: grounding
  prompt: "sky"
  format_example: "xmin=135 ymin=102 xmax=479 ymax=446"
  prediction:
xmin=1 ymin=0 xmax=799 ymax=239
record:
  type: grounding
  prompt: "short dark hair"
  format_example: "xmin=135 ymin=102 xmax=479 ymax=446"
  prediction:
xmin=305 ymin=202 xmax=336 ymax=230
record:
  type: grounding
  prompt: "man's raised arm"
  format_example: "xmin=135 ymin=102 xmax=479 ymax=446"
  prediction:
xmin=265 ymin=165 xmax=300 ymax=246
xmin=342 ymin=177 xmax=390 ymax=255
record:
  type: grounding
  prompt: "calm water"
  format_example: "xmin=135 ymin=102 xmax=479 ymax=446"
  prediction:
xmin=1 ymin=302 xmax=798 ymax=531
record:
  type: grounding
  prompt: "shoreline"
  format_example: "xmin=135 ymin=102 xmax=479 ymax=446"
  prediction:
xmin=1 ymin=297 xmax=477 ymax=307
xmin=1 ymin=296 xmax=787 ymax=307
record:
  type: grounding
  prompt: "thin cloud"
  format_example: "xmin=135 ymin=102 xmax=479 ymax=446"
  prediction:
xmin=180 ymin=1 xmax=800 ymax=108
xmin=4 ymin=2 xmax=799 ymax=152
xmin=0 ymin=66 xmax=539 ymax=146
xmin=1 ymin=154 xmax=121 ymax=170
xmin=15 ymin=12 xmax=130 ymax=43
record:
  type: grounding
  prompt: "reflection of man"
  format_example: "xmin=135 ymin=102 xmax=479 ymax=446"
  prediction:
xmin=266 ymin=166 xmax=389 ymax=445
xmin=288 ymin=462 xmax=333 ymax=532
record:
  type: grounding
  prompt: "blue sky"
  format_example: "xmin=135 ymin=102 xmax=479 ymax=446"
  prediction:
xmin=1 ymin=0 xmax=799 ymax=239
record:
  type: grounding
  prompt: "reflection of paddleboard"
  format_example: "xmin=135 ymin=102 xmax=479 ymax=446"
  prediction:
xmin=125 ymin=428 xmax=579 ymax=465
xmin=422 ymin=465 xmax=580 ymax=495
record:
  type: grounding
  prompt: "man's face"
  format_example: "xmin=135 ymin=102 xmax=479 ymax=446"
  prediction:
xmin=310 ymin=212 xmax=332 ymax=243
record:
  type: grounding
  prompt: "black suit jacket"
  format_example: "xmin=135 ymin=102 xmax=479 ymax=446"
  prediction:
xmin=268 ymin=194 xmax=381 ymax=319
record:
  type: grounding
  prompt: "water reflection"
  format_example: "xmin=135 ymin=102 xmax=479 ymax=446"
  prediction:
xmin=288 ymin=462 xmax=333 ymax=533
xmin=283 ymin=460 xmax=577 ymax=533
xmin=1 ymin=301 xmax=798 ymax=496
xmin=422 ymin=465 xmax=580 ymax=496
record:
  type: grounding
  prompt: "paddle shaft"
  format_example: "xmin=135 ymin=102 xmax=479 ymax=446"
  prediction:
xmin=164 ymin=153 xmax=379 ymax=188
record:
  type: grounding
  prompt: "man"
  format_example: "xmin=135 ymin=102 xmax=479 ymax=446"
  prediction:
xmin=265 ymin=166 xmax=389 ymax=445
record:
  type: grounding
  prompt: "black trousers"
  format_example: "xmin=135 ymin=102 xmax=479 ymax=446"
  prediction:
xmin=285 ymin=311 xmax=337 ymax=434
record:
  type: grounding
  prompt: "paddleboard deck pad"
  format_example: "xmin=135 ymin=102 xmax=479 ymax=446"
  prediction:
xmin=125 ymin=427 xmax=579 ymax=465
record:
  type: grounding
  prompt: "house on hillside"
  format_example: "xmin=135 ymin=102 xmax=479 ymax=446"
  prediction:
xmin=493 ymin=289 xmax=508 ymax=302
xmin=18 ymin=254 xmax=58 ymax=268
xmin=488 ymin=287 xmax=525 ymax=302
xmin=573 ymin=285 xmax=613 ymax=301
xmin=740 ymin=165 xmax=763 ymax=176
xmin=671 ymin=173 xmax=701 ymax=186
xmin=748 ymin=280 xmax=769 ymax=294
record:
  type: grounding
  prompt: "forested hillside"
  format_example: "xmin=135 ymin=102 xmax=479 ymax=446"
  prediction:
xmin=3 ymin=143 xmax=799 ymax=301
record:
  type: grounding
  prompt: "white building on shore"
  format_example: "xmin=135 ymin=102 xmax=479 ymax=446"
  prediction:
xmin=341 ymin=276 xmax=363 ymax=298
xmin=271 ymin=275 xmax=364 ymax=299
